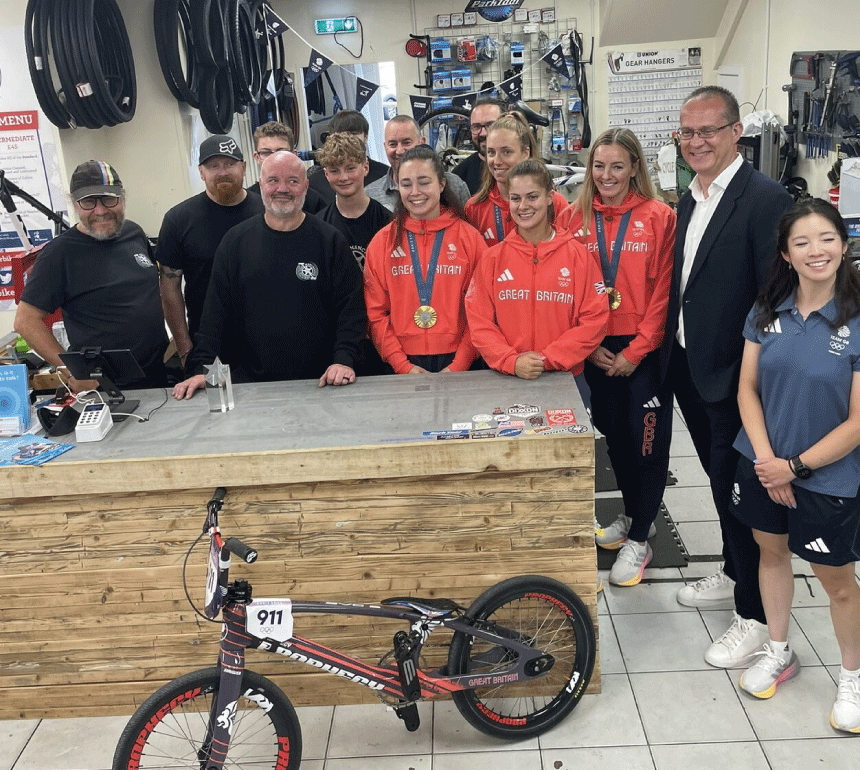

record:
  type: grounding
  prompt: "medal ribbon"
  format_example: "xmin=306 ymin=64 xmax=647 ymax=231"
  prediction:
xmin=593 ymin=210 xmax=632 ymax=290
xmin=406 ymin=228 xmax=445 ymax=306
xmin=493 ymin=205 xmax=505 ymax=242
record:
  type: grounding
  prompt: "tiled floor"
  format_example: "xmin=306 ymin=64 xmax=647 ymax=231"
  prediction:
xmin=3 ymin=406 xmax=860 ymax=769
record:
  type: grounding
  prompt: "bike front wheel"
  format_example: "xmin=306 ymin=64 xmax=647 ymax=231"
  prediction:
xmin=448 ymin=575 xmax=596 ymax=739
xmin=112 ymin=667 xmax=302 ymax=769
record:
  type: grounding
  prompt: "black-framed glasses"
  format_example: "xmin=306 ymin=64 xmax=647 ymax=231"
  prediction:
xmin=77 ymin=195 xmax=120 ymax=210
xmin=470 ymin=122 xmax=495 ymax=134
xmin=677 ymin=122 xmax=736 ymax=140
xmin=255 ymin=148 xmax=292 ymax=157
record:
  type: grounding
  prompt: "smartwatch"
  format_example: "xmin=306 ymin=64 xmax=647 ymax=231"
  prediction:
xmin=789 ymin=455 xmax=812 ymax=480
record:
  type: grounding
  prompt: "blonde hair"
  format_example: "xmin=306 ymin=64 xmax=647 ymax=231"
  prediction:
xmin=572 ymin=128 xmax=655 ymax=236
xmin=508 ymin=160 xmax=556 ymax=224
xmin=473 ymin=112 xmax=539 ymax=204
xmin=315 ymin=132 xmax=367 ymax=168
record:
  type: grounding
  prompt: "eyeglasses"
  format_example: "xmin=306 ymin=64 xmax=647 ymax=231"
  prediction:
xmin=77 ymin=195 xmax=120 ymax=210
xmin=255 ymin=148 xmax=292 ymax=157
xmin=677 ymin=122 xmax=736 ymax=140
xmin=470 ymin=122 xmax=495 ymax=134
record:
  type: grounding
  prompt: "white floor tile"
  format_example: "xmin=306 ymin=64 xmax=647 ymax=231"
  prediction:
xmin=292 ymin=705 xmax=333 ymax=760
xmin=434 ymin=748 xmax=543 ymax=769
xmin=597 ymin=614 xmax=626 ymax=675
xmin=673 ymin=520 xmax=724 ymax=558
xmin=630 ymin=670 xmax=756 ymax=744
xmin=327 ymin=702 xmax=432 ymax=758
xmin=432 ymin=701 xmax=539 ymax=753
xmin=667 ymin=457 xmax=711 ymax=487
xmin=668 ymin=430 xmax=698 ymax=458
xmin=613 ymin=611 xmax=713 ymax=673
xmin=651 ymin=741 xmax=771 ymax=770
xmin=540 ymin=673 xmax=646 ymax=749
xmin=790 ymin=575 xmax=832 ymax=608
xmin=13 ymin=716 xmax=126 ymax=770
xmin=604 ymin=580 xmax=696 ymax=615
xmin=0 ymin=720 xmax=38 ymax=770
xmin=661 ymin=486 xmax=718 ymax=522
xmin=761 ymin=737 xmax=860 ymax=768
xmin=326 ymin=755 xmax=431 ymax=770
xmin=541 ymin=745 xmax=655 ymax=768
xmin=731 ymin=664 xmax=840 ymax=740
xmin=792 ymin=606 xmax=843 ymax=666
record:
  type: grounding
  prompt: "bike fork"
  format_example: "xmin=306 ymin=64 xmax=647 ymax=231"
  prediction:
xmin=392 ymin=630 xmax=421 ymax=732
xmin=201 ymin=604 xmax=250 ymax=769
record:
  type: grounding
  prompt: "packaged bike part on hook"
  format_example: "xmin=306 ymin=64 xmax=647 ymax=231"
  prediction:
xmin=432 ymin=69 xmax=453 ymax=93
xmin=451 ymin=68 xmax=472 ymax=91
xmin=431 ymin=37 xmax=452 ymax=63
xmin=510 ymin=41 xmax=525 ymax=66
xmin=458 ymin=38 xmax=477 ymax=62
xmin=476 ymin=35 xmax=498 ymax=61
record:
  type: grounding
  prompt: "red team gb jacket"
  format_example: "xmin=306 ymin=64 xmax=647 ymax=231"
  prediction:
xmin=465 ymin=227 xmax=609 ymax=376
xmin=557 ymin=193 xmax=676 ymax=365
xmin=364 ymin=208 xmax=487 ymax=374
xmin=465 ymin=185 xmax=570 ymax=247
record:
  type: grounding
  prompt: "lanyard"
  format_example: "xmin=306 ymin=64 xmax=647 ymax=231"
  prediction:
xmin=593 ymin=210 xmax=631 ymax=288
xmin=493 ymin=205 xmax=505 ymax=242
xmin=406 ymin=228 xmax=445 ymax=306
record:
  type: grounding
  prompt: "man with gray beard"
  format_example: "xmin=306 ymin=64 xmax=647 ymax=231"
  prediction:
xmin=15 ymin=160 xmax=167 ymax=391
xmin=173 ymin=151 xmax=365 ymax=398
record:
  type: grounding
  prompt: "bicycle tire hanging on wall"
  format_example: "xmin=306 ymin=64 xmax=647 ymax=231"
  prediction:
xmin=24 ymin=0 xmax=137 ymax=129
xmin=153 ymin=0 xmax=283 ymax=135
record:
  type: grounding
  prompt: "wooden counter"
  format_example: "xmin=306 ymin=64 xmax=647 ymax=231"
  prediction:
xmin=0 ymin=370 xmax=599 ymax=719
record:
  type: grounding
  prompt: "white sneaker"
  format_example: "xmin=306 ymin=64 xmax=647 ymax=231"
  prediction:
xmin=677 ymin=568 xmax=735 ymax=608
xmin=704 ymin=612 xmax=769 ymax=668
xmin=738 ymin=644 xmax=799 ymax=698
xmin=609 ymin=541 xmax=652 ymax=586
xmin=595 ymin=514 xmax=657 ymax=550
xmin=831 ymin=671 xmax=860 ymax=733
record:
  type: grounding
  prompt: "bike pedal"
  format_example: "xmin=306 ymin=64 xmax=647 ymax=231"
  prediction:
xmin=394 ymin=702 xmax=421 ymax=732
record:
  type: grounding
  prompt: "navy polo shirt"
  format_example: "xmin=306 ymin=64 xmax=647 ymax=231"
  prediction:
xmin=733 ymin=296 xmax=860 ymax=497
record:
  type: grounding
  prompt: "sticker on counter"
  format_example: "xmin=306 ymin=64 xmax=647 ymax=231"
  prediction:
xmin=498 ymin=427 xmax=522 ymax=437
xmin=508 ymin=420 xmax=525 ymax=428
xmin=452 ymin=422 xmax=472 ymax=430
xmin=494 ymin=414 xmax=510 ymax=423
xmin=506 ymin=403 xmax=539 ymax=417
xmin=525 ymin=426 xmax=584 ymax=435
xmin=528 ymin=415 xmax=545 ymax=427
xmin=546 ymin=408 xmax=577 ymax=425
xmin=423 ymin=429 xmax=469 ymax=438
xmin=472 ymin=413 xmax=494 ymax=422
xmin=474 ymin=421 xmax=491 ymax=430
xmin=437 ymin=432 xmax=469 ymax=440
xmin=492 ymin=406 xmax=504 ymax=415
xmin=470 ymin=429 xmax=496 ymax=439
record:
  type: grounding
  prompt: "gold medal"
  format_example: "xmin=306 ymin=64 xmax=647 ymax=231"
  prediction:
xmin=607 ymin=287 xmax=622 ymax=311
xmin=414 ymin=305 xmax=437 ymax=328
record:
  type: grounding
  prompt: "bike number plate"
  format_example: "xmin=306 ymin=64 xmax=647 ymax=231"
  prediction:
xmin=247 ymin=599 xmax=294 ymax=642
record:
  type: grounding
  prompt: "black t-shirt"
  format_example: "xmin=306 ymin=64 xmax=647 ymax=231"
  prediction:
xmin=246 ymin=181 xmax=327 ymax=214
xmin=189 ymin=214 xmax=366 ymax=382
xmin=318 ymin=198 xmax=392 ymax=271
xmin=308 ymin=158 xmax=390 ymax=205
xmin=21 ymin=221 xmax=168 ymax=385
xmin=156 ymin=191 xmax=264 ymax=336
xmin=452 ymin=151 xmax=485 ymax=195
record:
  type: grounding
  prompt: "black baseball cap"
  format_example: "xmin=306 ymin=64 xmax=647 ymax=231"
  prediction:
xmin=69 ymin=160 xmax=123 ymax=201
xmin=199 ymin=135 xmax=244 ymax=164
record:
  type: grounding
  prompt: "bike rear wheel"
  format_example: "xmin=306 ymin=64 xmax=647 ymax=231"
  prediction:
xmin=448 ymin=575 xmax=595 ymax=739
xmin=112 ymin=667 xmax=302 ymax=769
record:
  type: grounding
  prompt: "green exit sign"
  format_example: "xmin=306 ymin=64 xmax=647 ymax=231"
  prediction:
xmin=314 ymin=17 xmax=358 ymax=34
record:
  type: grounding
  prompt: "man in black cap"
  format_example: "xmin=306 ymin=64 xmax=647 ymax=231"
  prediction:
xmin=157 ymin=134 xmax=264 ymax=369
xmin=14 ymin=160 xmax=167 ymax=391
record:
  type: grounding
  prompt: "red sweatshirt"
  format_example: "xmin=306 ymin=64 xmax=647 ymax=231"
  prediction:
xmin=364 ymin=208 xmax=487 ymax=374
xmin=465 ymin=227 xmax=609 ymax=376
xmin=557 ymin=193 xmax=676 ymax=365
xmin=465 ymin=185 xmax=569 ymax=247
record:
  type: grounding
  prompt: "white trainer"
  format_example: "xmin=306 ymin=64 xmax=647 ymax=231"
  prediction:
xmin=831 ymin=671 xmax=860 ymax=733
xmin=595 ymin=513 xmax=658 ymax=550
xmin=677 ymin=568 xmax=735 ymax=608
xmin=704 ymin=612 xmax=769 ymax=668
xmin=738 ymin=644 xmax=799 ymax=698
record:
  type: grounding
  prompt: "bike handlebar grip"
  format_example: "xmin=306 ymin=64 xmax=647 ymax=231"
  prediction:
xmin=224 ymin=537 xmax=258 ymax=564
xmin=210 ymin=487 xmax=227 ymax=504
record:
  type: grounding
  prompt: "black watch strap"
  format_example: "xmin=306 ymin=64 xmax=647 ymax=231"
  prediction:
xmin=789 ymin=455 xmax=812 ymax=479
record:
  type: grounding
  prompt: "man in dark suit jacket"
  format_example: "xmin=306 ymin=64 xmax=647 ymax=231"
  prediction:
xmin=663 ymin=86 xmax=793 ymax=668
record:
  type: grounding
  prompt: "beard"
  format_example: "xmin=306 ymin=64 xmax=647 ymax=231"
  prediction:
xmin=209 ymin=176 xmax=244 ymax=204
xmin=79 ymin=211 xmax=124 ymax=241
xmin=264 ymin=191 xmax=306 ymax=219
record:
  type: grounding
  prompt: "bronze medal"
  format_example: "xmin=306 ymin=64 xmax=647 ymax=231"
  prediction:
xmin=607 ymin=287 xmax=622 ymax=310
xmin=414 ymin=305 xmax=437 ymax=328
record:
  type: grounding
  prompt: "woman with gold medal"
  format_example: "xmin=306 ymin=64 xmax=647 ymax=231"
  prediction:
xmin=558 ymin=128 xmax=677 ymax=587
xmin=364 ymin=146 xmax=486 ymax=374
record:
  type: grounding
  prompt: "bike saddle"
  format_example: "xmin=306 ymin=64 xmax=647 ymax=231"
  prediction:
xmin=382 ymin=596 xmax=465 ymax=616
xmin=510 ymin=100 xmax=550 ymax=127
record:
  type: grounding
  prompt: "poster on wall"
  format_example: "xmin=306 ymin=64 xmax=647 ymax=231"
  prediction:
xmin=0 ymin=27 xmax=68 ymax=311
xmin=607 ymin=47 xmax=702 ymax=75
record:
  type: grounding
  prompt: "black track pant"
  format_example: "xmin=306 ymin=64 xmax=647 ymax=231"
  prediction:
xmin=585 ymin=336 xmax=673 ymax=543
xmin=668 ymin=340 xmax=766 ymax=624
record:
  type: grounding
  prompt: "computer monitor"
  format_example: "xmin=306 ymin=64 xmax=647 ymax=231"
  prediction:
xmin=58 ymin=347 xmax=146 ymax=421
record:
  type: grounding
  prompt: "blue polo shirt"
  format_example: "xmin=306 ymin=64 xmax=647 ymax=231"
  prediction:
xmin=733 ymin=296 xmax=860 ymax=497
